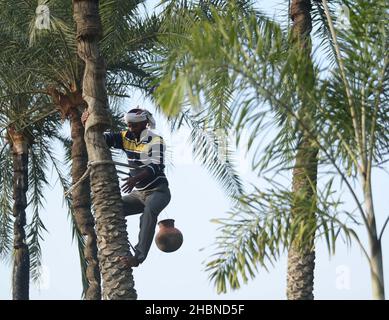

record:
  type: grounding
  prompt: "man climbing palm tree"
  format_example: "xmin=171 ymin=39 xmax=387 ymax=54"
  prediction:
xmin=82 ymin=108 xmax=171 ymax=268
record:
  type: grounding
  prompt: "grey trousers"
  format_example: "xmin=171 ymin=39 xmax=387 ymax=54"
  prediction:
xmin=122 ymin=183 xmax=171 ymax=263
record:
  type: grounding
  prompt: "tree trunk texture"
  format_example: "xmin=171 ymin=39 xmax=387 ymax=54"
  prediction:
xmin=48 ymin=86 xmax=103 ymax=299
xmin=10 ymin=130 xmax=30 ymax=300
xmin=73 ymin=0 xmax=137 ymax=299
xmin=363 ymin=179 xmax=385 ymax=299
xmin=287 ymin=139 xmax=318 ymax=300
xmin=287 ymin=0 xmax=317 ymax=300
xmin=70 ymin=106 xmax=102 ymax=300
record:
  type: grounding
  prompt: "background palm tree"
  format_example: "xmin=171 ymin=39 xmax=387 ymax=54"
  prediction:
xmin=318 ymin=0 xmax=388 ymax=299
xmin=152 ymin=0 xmax=320 ymax=296
xmin=151 ymin=0 xmax=388 ymax=299
xmin=0 ymin=0 xmax=98 ymax=299
xmin=287 ymin=0 xmax=317 ymax=300
xmin=1 ymin=0 xmax=160 ymax=299
xmin=0 ymin=16 xmax=66 ymax=299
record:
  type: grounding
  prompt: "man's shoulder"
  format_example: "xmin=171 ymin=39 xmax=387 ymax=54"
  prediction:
xmin=145 ymin=130 xmax=164 ymax=141
xmin=118 ymin=130 xmax=136 ymax=141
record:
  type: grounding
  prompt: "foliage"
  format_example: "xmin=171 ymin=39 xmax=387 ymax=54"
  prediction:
xmin=152 ymin=0 xmax=388 ymax=293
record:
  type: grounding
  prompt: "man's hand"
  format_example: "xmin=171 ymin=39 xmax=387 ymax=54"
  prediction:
xmin=81 ymin=110 xmax=89 ymax=127
xmin=121 ymin=169 xmax=152 ymax=193
xmin=121 ymin=176 xmax=138 ymax=193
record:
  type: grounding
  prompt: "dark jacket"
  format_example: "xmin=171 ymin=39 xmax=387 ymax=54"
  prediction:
xmin=104 ymin=129 xmax=168 ymax=190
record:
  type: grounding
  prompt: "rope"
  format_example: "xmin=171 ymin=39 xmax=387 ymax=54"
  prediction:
xmin=128 ymin=242 xmax=136 ymax=254
xmin=64 ymin=160 xmax=131 ymax=197
xmin=65 ymin=159 xmax=138 ymax=256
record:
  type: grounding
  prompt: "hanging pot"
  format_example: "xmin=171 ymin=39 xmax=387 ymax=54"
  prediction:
xmin=155 ymin=219 xmax=183 ymax=253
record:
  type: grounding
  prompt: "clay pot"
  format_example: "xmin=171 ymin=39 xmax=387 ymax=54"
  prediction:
xmin=155 ymin=219 xmax=183 ymax=253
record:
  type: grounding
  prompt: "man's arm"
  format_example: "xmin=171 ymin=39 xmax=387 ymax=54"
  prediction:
xmin=121 ymin=169 xmax=152 ymax=193
xmin=121 ymin=136 xmax=165 ymax=193
xmin=103 ymin=132 xmax=124 ymax=149
xmin=81 ymin=110 xmax=123 ymax=149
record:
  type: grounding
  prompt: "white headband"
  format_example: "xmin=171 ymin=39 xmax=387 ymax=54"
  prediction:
xmin=124 ymin=110 xmax=156 ymax=129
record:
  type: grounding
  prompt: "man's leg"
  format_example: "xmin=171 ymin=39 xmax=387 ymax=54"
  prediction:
xmin=122 ymin=191 xmax=144 ymax=216
xmin=134 ymin=184 xmax=171 ymax=263
xmin=119 ymin=191 xmax=145 ymax=267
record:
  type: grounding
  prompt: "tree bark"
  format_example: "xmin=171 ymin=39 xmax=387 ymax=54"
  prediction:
xmin=287 ymin=0 xmax=317 ymax=300
xmin=70 ymin=106 xmax=101 ymax=300
xmin=73 ymin=0 xmax=137 ymax=299
xmin=287 ymin=139 xmax=317 ymax=300
xmin=9 ymin=130 xmax=30 ymax=300
xmin=363 ymin=178 xmax=385 ymax=300
xmin=48 ymin=86 xmax=103 ymax=299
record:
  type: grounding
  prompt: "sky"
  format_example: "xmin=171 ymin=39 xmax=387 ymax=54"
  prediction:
xmin=0 ymin=1 xmax=388 ymax=300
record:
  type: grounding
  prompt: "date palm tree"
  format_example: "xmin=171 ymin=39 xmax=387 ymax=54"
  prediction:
xmin=37 ymin=0 xmax=159 ymax=299
xmin=153 ymin=0 xmax=319 ymax=298
xmin=0 ymin=0 xmax=100 ymax=299
xmin=71 ymin=0 xmax=242 ymax=298
xmin=287 ymin=0 xmax=317 ymax=300
xmin=0 ymin=17 xmax=68 ymax=299
xmin=152 ymin=0 xmax=388 ymax=299
xmin=72 ymin=0 xmax=138 ymax=299
xmin=1 ymin=0 xmax=160 ymax=299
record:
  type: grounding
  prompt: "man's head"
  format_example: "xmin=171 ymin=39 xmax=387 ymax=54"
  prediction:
xmin=124 ymin=108 xmax=156 ymax=136
xmin=126 ymin=109 xmax=147 ymax=135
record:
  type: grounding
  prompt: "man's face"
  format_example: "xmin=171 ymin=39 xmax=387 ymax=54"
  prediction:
xmin=127 ymin=121 xmax=147 ymax=135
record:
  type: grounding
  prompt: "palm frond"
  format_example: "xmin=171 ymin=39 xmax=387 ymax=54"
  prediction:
xmin=153 ymin=0 xmax=388 ymax=294
xmin=41 ymin=138 xmax=89 ymax=298
xmin=311 ymin=0 xmax=338 ymax=66
xmin=186 ymin=114 xmax=244 ymax=199
xmin=206 ymin=178 xmax=358 ymax=293
xmin=27 ymin=137 xmax=49 ymax=283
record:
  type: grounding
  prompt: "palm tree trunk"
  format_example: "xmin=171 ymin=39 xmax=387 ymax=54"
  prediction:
xmin=287 ymin=0 xmax=318 ymax=300
xmin=48 ymin=86 xmax=102 ymax=299
xmin=287 ymin=139 xmax=317 ymax=300
xmin=70 ymin=106 xmax=101 ymax=300
xmin=73 ymin=0 xmax=137 ymax=299
xmin=10 ymin=130 xmax=30 ymax=300
xmin=363 ymin=177 xmax=385 ymax=299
